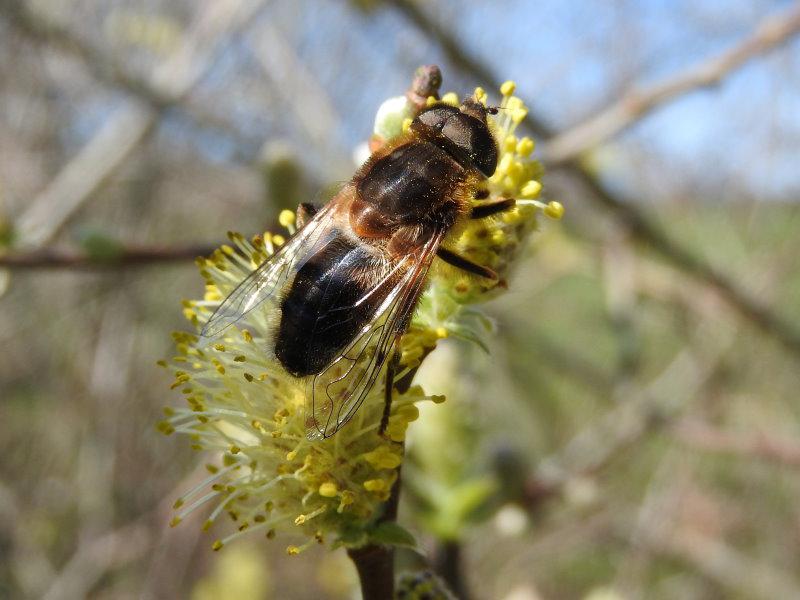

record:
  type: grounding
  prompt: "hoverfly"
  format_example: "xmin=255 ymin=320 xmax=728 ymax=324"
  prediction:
xmin=201 ymin=97 xmax=518 ymax=439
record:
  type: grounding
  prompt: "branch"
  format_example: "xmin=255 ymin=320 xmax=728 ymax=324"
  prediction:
xmin=0 ymin=245 xmax=215 ymax=270
xmin=673 ymin=419 xmax=800 ymax=468
xmin=544 ymin=4 xmax=800 ymax=164
xmin=347 ymin=545 xmax=396 ymax=600
xmin=13 ymin=106 xmax=156 ymax=249
xmin=643 ymin=528 xmax=800 ymax=599
xmin=41 ymin=522 xmax=150 ymax=600
xmin=249 ymin=22 xmax=353 ymax=175
xmin=387 ymin=0 xmax=800 ymax=361
xmin=567 ymin=166 xmax=800 ymax=358
xmin=0 ymin=0 xmax=170 ymax=108
xmin=0 ymin=481 xmax=56 ymax=597
xmin=346 ymin=347 xmax=430 ymax=599
xmin=0 ymin=0 xmax=250 ymax=140
xmin=385 ymin=0 xmax=554 ymax=136
xmin=433 ymin=540 xmax=470 ymax=600
xmin=346 ymin=475 xmax=401 ymax=600
xmin=521 ymin=317 xmax=738 ymax=510
xmin=4 ymin=0 xmax=268 ymax=249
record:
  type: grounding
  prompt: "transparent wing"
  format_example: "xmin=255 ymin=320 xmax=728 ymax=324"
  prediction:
xmin=199 ymin=203 xmax=336 ymax=341
xmin=305 ymin=230 xmax=445 ymax=439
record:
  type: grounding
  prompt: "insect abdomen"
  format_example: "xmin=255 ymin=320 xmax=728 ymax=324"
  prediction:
xmin=275 ymin=231 xmax=389 ymax=377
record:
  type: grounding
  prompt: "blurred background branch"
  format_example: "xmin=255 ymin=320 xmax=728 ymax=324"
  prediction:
xmin=4 ymin=0 xmax=268 ymax=249
xmin=0 ymin=244 xmax=215 ymax=269
xmin=386 ymin=0 xmax=800 ymax=360
xmin=673 ymin=418 xmax=800 ymax=468
xmin=543 ymin=3 xmax=800 ymax=164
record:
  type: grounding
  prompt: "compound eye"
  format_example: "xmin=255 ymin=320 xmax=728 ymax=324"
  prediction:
xmin=414 ymin=105 xmax=460 ymax=130
xmin=441 ymin=114 xmax=498 ymax=177
xmin=440 ymin=117 xmax=472 ymax=151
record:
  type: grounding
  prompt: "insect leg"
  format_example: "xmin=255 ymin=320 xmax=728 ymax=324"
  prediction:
xmin=470 ymin=197 xmax=515 ymax=219
xmin=296 ymin=202 xmax=321 ymax=229
xmin=437 ymin=247 xmax=499 ymax=280
xmin=379 ymin=348 xmax=401 ymax=437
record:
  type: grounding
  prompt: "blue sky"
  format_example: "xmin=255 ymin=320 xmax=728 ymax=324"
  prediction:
xmin=67 ymin=0 xmax=800 ymax=201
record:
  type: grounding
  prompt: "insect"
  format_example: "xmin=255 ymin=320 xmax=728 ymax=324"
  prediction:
xmin=201 ymin=97 xmax=518 ymax=439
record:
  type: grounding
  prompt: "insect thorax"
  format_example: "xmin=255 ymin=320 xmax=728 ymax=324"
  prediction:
xmin=356 ymin=140 xmax=465 ymax=228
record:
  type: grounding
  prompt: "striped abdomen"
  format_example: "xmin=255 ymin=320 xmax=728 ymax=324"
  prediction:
xmin=274 ymin=229 xmax=394 ymax=377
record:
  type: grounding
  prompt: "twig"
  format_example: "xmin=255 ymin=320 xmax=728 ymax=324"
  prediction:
xmin=544 ymin=4 xmax=800 ymax=164
xmin=7 ymin=0 xmax=268 ymax=249
xmin=41 ymin=522 xmax=150 ymax=600
xmin=347 ymin=365 xmax=422 ymax=598
xmin=347 ymin=545 xmax=396 ymax=600
xmin=0 ymin=0 xmax=168 ymax=108
xmin=642 ymin=527 xmax=800 ymax=599
xmin=673 ymin=419 xmax=800 ymax=468
xmin=613 ymin=445 xmax=691 ymax=595
xmin=385 ymin=0 xmax=554 ymax=137
xmin=248 ymin=23 xmax=352 ymax=175
xmin=347 ymin=475 xmax=402 ymax=600
xmin=0 ymin=245 xmax=216 ymax=270
xmin=522 ymin=317 xmax=738 ymax=510
xmin=13 ymin=106 xmax=156 ymax=249
xmin=0 ymin=482 xmax=56 ymax=597
xmin=569 ymin=168 xmax=800 ymax=357
xmin=387 ymin=0 xmax=800 ymax=361
xmin=433 ymin=540 xmax=470 ymax=600
xmin=0 ymin=0 xmax=240 ymax=133
xmin=604 ymin=470 xmax=800 ymax=599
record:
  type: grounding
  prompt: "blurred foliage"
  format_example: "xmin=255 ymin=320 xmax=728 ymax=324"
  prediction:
xmin=407 ymin=345 xmax=500 ymax=542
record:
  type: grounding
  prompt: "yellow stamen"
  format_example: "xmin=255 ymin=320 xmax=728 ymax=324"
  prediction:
xmin=442 ymin=92 xmax=459 ymax=106
xmin=544 ymin=201 xmax=564 ymax=220
xmin=318 ymin=482 xmax=339 ymax=497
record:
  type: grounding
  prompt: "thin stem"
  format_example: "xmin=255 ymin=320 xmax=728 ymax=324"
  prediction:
xmin=346 ymin=320 xmax=429 ymax=598
xmin=0 ymin=245 xmax=216 ymax=270
xmin=434 ymin=540 xmax=470 ymax=600
xmin=346 ymin=366 xmax=410 ymax=598
xmin=347 ymin=543 xmax=396 ymax=600
xmin=347 ymin=471 xmax=403 ymax=600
